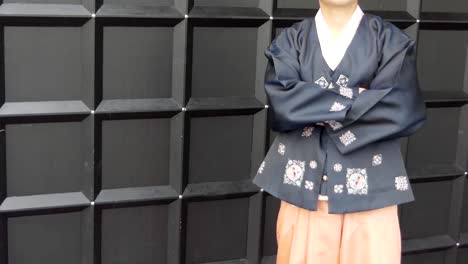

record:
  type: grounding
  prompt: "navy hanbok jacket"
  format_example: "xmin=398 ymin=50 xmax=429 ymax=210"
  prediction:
xmin=251 ymin=13 xmax=427 ymax=214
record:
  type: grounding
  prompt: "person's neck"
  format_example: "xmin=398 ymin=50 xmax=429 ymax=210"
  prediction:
xmin=318 ymin=1 xmax=358 ymax=36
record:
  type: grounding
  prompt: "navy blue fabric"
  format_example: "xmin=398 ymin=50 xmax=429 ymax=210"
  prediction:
xmin=252 ymin=13 xmax=427 ymax=214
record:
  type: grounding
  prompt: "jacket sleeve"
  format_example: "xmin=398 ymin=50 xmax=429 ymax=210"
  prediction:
xmin=324 ymin=38 xmax=427 ymax=155
xmin=264 ymin=21 xmax=359 ymax=133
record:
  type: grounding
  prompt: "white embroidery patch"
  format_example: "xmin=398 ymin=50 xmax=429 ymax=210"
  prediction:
xmin=330 ymin=101 xmax=346 ymax=112
xmin=333 ymin=163 xmax=342 ymax=172
xmin=334 ymin=184 xmax=343 ymax=193
xmin=258 ymin=161 xmax=265 ymax=174
xmin=278 ymin=143 xmax=285 ymax=155
xmin=339 ymin=130 xmax=356 ymax=146
xmin=372 ymin=154 xmax=382 ymax=166
xmin=328 ymin=82 xmax=335 ymax=89
xmin=395 ymin=176 xmax=409 ymax=191
xmin=328 ymin=120 xmax=343 ymax=131
xmin=283 ymin=159 xmax=305 ymax=187
xmin=336 ymin=74 xmax=349 ymax=87
xmin=305 ymin=180 xmax=314 ymax=190
xmin=302 ymin=126 xmax=314 ymax=137
xmin=309 ymin=160 xmax=317 ymax=169
xmin=339 ymin=87 xmax=353 ymax=98
xmin=346 ymin=168 xmax=368 ymax=195
xmin=315 ymin=76 xmax=329 ymax=89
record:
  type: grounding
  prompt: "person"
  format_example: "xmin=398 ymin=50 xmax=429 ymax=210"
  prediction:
xmin=251 ymin=0 xmax=427 ymax=263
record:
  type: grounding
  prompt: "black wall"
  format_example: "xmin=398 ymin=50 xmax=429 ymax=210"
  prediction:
xmin=0 ymin=0 xmax=467 ymax=263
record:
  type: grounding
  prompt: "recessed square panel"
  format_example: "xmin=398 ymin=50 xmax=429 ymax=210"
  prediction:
xmin=101 ymin=204 xmax=168 ymax=264
xmin=421 ymin=0 xmax=468 ymax=13
xmin=262 ymin=194 xmax=280 ymax=257
xmin=8 ymin=211 xmax=82 ymax=264
xmin=101 ymin=118 xmax=171 ymax=189
xmin=405 ymin=108 xmax=460 ymax=172
xmin=461 ymin=178 xmax=468 ymax=233
xmin=4 ymin=0 xmax=82 ymax=3
xmin=188 ymin=115 xmax=253 ymax=183
xmin=402 ymin=250 xmax=447 ymax=264
xmin=6 ymin=122 xmax=84 ymax=196
xmin=102 ymin=0 xmax=173 ymax=5
xmin=276 ymin=0 xmax=316 ymax=9
xmin=417 ymin=29 xmax=468 ymax=92
xmin=399 ymin=181 xmax=452 ymax=239
xmin=185 ymin=198 xmax=249 ymax=263
xmin=103 ymin=26 xmax=173 ymax=100
xmin=457 ymin=247 xmax=468 ymax=264
xmin=191 ymin=26 xmax=257 ymax=98
xmin=5 ymin=26 xmax=84 ymax=102
xmin=358 ymin=0 xmax=407 ymax=11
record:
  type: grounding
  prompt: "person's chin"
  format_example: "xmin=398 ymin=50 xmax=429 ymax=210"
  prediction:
xmin=320 ymin=0 xmax=358 ymax=7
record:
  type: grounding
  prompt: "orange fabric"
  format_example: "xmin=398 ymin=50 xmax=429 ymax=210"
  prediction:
xmin=276 ymin=199 xmax=401 ymax=264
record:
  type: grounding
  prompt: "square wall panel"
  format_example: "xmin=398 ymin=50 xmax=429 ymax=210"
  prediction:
xmin=461 ymin=178 xmax=468 ymax=233
xmin=421 ymin=0 xmax=468 ymax=13
xmin=400 ymin=181 xmax=452 ymax=240
xmin=5 ymin=26 xmax=84 ymax=102
xmin=102 ymin=0 xmax=173 ymax=5
xmin=262 ymin=194 xmax=280 ymax=258
xmin=276 ymin=0 xmax=315 ymax=9
xmin=185 ymin=197 xmax=249 ymax=263
xmin=417 ymin=29 xmax=468 ymax=92
xmin=101 ymin=118 xmax=171 ymax=189
xmin=402 ymin=250 xmax=447 ymax=264
xmin=8 ymin=211 xmax=82 ymax=264
xmin=457 ymin=247 xmax=468 ymax=264
xmin=103 ymin=26 xmax=173 ymax=100
xmin=101 ymin=204 xmax=169 ymax=264
xmin=359 ymin=0 xmax=407 ymax=11
xmin=268 ymin=129 xmax=278 ymax=147
xmin=190 ymin=26 xmax=258 ymax=98
xmin=4 ymin=0 xmax=82 ymax=3
xmin=6 ymin=121 xmax=84 ymax=197
xmin=405 ymin=108 xmax=461 ymax=176
xmin=188 ymin=115 xmax=253 ymax=183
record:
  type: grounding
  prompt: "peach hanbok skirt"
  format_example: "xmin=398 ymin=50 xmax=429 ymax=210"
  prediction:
xmin=276 ymin=199 xmax=401 ymax=264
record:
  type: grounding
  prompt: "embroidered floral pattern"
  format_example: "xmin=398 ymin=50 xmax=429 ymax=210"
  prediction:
xmin=395 ymin=176 xmax=408 ymax=191
xmin=330 ymin=101 xmax=346 ymax=112
xmin=334 ymin=184 xmax=344 ymax=193
xmin=339 ymin=130 xmax=356 ymax=146
xmin=339 ymin=87 xmax=353 ymax=98
xmin=346 ymin=168 xmax=368 ymax=195
xmin=283 ymin=159 xmax=305 ymax=187
xmin=302 ymin=126 xmax=314 ymax=137
xmin=328 ymin=120 xmax=343 ymax=131
xmin=258 ymin=161 xmax=265 ymax=174
xmin=305 ymin=180 xmax=314 ymax=190
xmin=372 ymin=154 xmax=382 ymax=166
xmin=336 ymin=74 xmax=349 ymax=87
xmin=315 ymin=76 xmax=329 ymax=89
xmin=333 ymin=163 xmax=342 ymax=172
xmin=309 ymin=160 xmax=317 ymax=169
xmin=278 ymin=143 xmax=285 ymax=155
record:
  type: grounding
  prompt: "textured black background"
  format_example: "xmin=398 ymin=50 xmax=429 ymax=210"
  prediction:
xmin=0 ymin=0 xmax=467 ymax=263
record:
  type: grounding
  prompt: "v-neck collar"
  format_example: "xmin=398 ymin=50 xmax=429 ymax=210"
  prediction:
xmin=311 ymin=12 xmax=367 ymax=82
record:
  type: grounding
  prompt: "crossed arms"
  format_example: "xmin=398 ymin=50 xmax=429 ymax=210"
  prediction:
xmin=264 ymin=22 xmax=427 ymax=155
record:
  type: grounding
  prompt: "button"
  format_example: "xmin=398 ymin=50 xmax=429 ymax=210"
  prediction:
xmin=322 ymin=175 xmax=328 ymax=181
